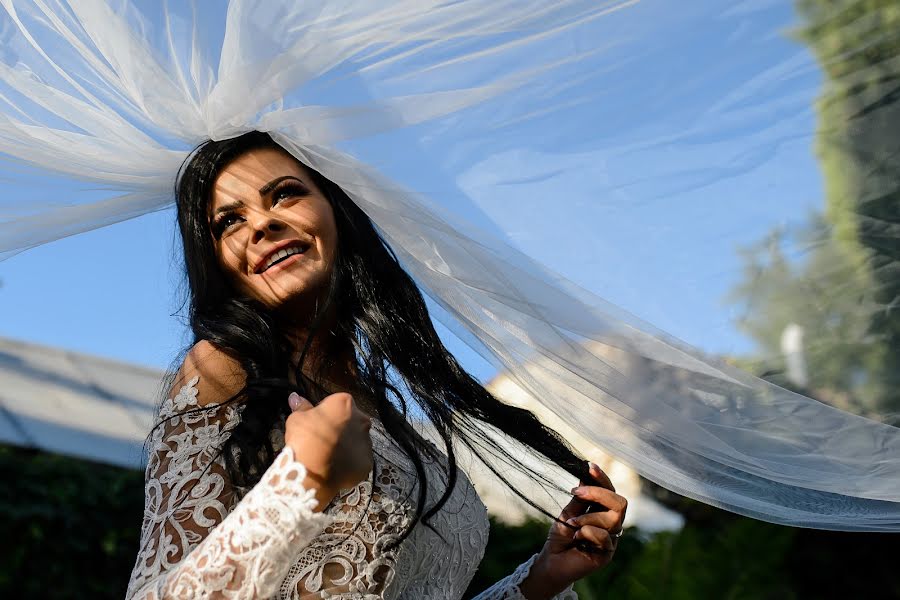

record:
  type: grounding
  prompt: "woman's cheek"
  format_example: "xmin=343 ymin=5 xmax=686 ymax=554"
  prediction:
xmin=218 ymin=253 xmax=252 ymax=296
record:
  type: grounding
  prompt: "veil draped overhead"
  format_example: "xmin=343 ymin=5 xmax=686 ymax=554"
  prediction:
xmin=1 ymin=0 xmax=898 ymax=531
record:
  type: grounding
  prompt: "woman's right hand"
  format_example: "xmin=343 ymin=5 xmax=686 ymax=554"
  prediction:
xmin=284 ymin=391 xmax=374 ymax=510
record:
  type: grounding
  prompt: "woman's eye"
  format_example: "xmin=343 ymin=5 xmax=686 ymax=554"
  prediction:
xmin=272 ymin=183 xmax=308 ymax=204
xmin=213 ymin=214 xmax=242 ymax=237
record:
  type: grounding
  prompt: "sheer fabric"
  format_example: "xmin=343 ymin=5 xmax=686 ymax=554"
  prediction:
xmin=0 ymin=0 xmax=898 ymax=531
xmin=127 ymin=375 xmax=576 ymax=599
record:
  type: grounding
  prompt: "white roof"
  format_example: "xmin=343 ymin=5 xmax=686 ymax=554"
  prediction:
xmin=0 ymin=336 xmax=163 ymax=469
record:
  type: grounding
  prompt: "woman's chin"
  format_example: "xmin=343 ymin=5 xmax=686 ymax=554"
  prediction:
xmin=261 ymin=284 xmax=328 ymax=318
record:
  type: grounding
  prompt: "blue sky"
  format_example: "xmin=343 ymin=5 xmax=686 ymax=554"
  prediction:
xmin=0 ymin=1 xmax=824 ymax=384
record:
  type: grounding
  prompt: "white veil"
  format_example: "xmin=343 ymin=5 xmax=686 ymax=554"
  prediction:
xmin=1 ymin=0 xmax=898 ymax=531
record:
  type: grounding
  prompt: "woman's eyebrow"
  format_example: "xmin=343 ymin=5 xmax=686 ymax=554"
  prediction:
xmin=258 ymin=175 xmax=303 ymax=196
xmin=212 ymin=200 xmax=243 ymax=217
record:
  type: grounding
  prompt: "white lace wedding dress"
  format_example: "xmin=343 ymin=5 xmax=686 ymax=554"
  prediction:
xmin=126 ymin=375 xmax=578 ymax=599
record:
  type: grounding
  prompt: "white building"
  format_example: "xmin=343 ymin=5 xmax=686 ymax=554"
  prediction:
xmin=468 ymin=362 xmax=682 ymax=532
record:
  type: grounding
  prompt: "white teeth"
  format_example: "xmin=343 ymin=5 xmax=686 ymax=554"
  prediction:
xmin=263 ymin=246 xmax=305 ymax=271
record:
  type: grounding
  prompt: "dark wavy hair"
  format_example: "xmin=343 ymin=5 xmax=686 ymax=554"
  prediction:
xmin=166 ymin=130 xmax=588 ymax=545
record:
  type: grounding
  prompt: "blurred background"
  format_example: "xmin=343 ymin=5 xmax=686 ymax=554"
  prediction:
xmin=1 ymin=0 xmax=899 ymax=598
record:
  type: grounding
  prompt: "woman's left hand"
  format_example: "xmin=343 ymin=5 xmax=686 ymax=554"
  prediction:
xmin=518 ymin=462 xmax=628 ymax=599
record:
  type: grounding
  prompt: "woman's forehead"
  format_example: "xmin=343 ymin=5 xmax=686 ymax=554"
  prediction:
xmin=211 ymin=147 xmax=307 ymax=207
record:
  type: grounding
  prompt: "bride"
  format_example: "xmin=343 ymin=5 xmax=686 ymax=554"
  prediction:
xmin=125 ymin=131 xmax=627 ymax=599
xmin=3 ymin=3 xmax=897 ymax=598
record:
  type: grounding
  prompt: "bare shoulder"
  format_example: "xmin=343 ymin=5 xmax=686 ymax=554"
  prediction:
xmin=171 ymin=340 xmax=247 ymax=407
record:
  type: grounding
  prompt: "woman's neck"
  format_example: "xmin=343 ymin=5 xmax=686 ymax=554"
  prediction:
xmin=284 ymin=326 xmax=376 ymax=415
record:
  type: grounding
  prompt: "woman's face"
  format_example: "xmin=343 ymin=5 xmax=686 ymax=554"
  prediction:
xmin=209 ymin=147 xmax=338 ymax=314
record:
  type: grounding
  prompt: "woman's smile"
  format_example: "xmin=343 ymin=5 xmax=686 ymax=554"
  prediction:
xmin=253 ymin=240 xmax=311 ymax=274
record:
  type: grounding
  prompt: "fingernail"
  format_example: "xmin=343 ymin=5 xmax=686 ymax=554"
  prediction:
xmin=589 ymin=462 xmax=600 ymax=472
xmin=288 ymin=392 xmax=301 ymax=410
xmin=566 ymin=517 xmax=578 ymax=526
xmin=571 ymin=486 xmax=584 ymax=495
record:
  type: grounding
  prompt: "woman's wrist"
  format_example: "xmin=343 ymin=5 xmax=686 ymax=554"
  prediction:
xmin=518 ymin=553 xmax=568 ymax=600
xmin=287 ymin=446 xmax=338 ymax=512
xmin=302 ymin=469 xmax=338 ymax=512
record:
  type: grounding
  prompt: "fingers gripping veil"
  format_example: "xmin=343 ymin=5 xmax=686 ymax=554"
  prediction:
xmin=1 ymin=0 xmax=899 ymax=530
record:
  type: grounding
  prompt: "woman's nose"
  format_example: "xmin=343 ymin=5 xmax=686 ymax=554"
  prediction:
xmin=250 ymin=215 xmax=286 ymax=243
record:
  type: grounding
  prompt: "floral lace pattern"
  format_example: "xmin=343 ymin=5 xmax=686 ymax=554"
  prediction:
xmin=127 ymin=376 xmax=333 ymax=599
xmin=474 ymin=555 xmax=578 ymax=600
xmin=127 ymin=376 xmax=578 ymax=599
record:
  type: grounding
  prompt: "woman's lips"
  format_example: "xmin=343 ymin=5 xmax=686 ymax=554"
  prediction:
xmin=260 ymin=251 xmax=305 ymax=275
xmin=255 ymin=241 xmax=311 ymax=273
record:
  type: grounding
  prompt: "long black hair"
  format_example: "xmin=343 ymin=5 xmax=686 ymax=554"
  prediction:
xmin=169 ymin=130 xmax=588 ymax=544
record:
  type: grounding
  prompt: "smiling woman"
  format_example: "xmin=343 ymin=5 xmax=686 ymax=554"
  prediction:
xmin=123 ymin=131 xmax=626 ymax=599
xmin=209 ymin=148 xmax=338 ymax=316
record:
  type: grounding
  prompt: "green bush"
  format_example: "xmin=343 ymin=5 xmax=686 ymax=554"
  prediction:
xmin=467 ymin=508 xmax=898 ymax=599
xmin=0 ymin=445 xmax=143 ymax=599
xmin=2 ymin=445 xmax=897 ymax=599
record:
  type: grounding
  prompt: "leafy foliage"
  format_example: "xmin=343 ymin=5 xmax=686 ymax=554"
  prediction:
xmin=0 ymin=445 xmax=143 ymax=599
xmin=729 ymin=0 xmax=900 ymax=414
xmin=2 ymin=445 xmax=898 ymax=599
xmin=726 ymin=217 xmax=886 ymax=414
xmin=468 ymin=507 xmax=897 ymax=600
xmin=466 ymin=515 xmax=797 ymax=599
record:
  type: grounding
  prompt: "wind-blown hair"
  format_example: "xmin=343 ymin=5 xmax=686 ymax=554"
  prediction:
xmin=167 ymin=130 xmax=588 ymax=544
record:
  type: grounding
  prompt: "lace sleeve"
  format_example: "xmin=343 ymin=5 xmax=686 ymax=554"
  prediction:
xmin=472 ymin=554 xmax=578 ymax=600
xmin=125 ymin=375 xmax=332 ymax=600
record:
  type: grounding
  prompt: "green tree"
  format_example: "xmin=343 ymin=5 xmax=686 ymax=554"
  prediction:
xmin=729 ymin=0 xmax=900 ymax=413
xmin=796 ymin=0 xmax=900 ymax=409
xmin=727 ymin=218 xmax=886 ymax=414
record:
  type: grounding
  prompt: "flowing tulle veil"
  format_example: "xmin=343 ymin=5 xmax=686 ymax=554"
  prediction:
xmin=1 ymin=0 xmax=898 ymax=530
